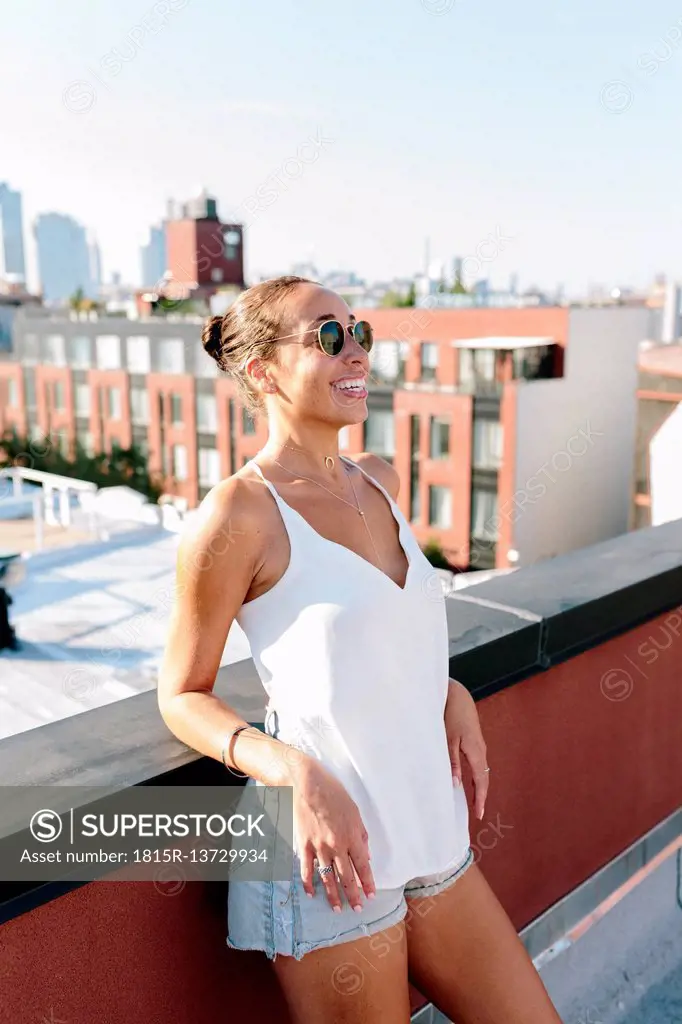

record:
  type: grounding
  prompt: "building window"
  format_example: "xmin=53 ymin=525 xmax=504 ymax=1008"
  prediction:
xmin=197 ymin=393 xmax=218 ymax=432
xmin=471 ymin=489 xmax=499 ymax=540
xmin=198 ymin=447 xmax=221 ymax=487
xmin=130 ymin=387 xmax=149 ymax=425
xmin=22 ymin=334 xmax=39 ymax=365
xmin=23 ymin=369 xmax=36 ymax=409
xmin=420 ymin=342 xmax=439 ymax=382
xmin=44 ymin=335 xmax=66 ymax=367
xmin=242 ymin=406 xmax=256 ymax=435
xmin=372 ymin=340 xmax=408 ymax=385
xmin=512 ymin=345 xmax=554 ymax=381
xmin=364 ymin=409 xmax=395 ymax=458
xmin=429 ymin=416 xmax=450 ymax=459
xmin=127 ymin=335 xmax=151 ymax=374
xmin=75 ymin=384 xmax=90 ymax=417
xmin=458 ymin=348 xmax=497 ymax=393
xmin=428 ymin=485 xmax=452 ymax=528
xmin=76 ymin=428 xmax=94 ymax=456
xmin=409 ymin=413 xmax=421 ymax=522
xmin=159 ymin=338 xmax=185 ymax=374
xmin=60 ymin=429 xmax=71 ymax=457
xmin=108 ymin=387 xmax=122 ymax=420
xmin=70 ymin=335 xmax=91 ymax=369
xmin=7 ymin=378 xmax=18 ymax=407
xmin=170 ymin=394 xmax=183 ymax=426
xmin=473 ymin=420 xmax=503 ymax=470
xmin=96 ymin=335 xmax=122 ymax=370
xmin=49 ymin=429 xmax=68 ymax=458
xmin=172 ymin=443 xmax=188 ymax=481
xmin=53 ymin=380 xmax=65 ymax=412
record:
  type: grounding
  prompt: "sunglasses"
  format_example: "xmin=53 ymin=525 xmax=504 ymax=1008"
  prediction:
xmin=270 ymin=319 xmax=374 ymax=357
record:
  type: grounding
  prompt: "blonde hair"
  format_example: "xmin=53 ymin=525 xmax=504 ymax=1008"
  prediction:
xmin=201 ymin=275 xmax=314 ymax=414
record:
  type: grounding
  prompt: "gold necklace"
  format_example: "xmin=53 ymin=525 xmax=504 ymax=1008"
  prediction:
xmin=277 ymin=441 xmax=337 ymax=471
xmin=268 ymin=455 xmax=385 ymax=572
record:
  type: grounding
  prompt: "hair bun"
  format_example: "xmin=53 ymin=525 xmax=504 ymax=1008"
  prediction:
xmin=201 ymin=315 xmax=223 ymax=359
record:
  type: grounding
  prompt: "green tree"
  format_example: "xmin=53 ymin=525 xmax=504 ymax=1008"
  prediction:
xmin=381 ymin=283 xmax=416 ymax=308
xmin=0 ymin=428 xmax=162 ymax=503
xmin=451 ymin=274 xmax=468 ymax=295
xmin=421 ymin=537 xmax=453 ymax=570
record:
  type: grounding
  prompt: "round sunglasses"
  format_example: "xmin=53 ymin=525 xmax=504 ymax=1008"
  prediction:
xmin=270 ymin=319 xmax=374 ymax=357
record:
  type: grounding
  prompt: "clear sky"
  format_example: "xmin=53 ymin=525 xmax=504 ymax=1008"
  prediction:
xmin=2 ymin=0 xmax=681 ymax=295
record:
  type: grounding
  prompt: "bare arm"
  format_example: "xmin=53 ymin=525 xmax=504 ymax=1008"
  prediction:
xmin=157 ymin=476 xmax=298 ymax=786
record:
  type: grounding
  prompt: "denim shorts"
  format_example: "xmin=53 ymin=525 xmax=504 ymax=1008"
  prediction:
xmin=226 ymin=843 xmax=474 ymax=962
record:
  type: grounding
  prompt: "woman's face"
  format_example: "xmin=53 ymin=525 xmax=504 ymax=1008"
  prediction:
xmin=263 ymin=283 xmax=370 ymax=427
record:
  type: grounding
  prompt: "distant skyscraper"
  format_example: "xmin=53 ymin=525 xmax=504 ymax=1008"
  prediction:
xmin=452 ymin=257 xmax=463 ymax=285
xmin=140 ymin=224 xmax=167 ymax=287
xmin=88 ymin=235 xmax=102 ymax=298
xmin=509 ymin=272 xmax=519 ymax=297
xmin=0 ymin=183 xmax=27 ymax=282
xmin=34 ymin=213 xmax=91 ymax=303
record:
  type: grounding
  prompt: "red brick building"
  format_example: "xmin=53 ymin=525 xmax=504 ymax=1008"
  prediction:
xmin=0 ymin=303 xmax=652 ymax=571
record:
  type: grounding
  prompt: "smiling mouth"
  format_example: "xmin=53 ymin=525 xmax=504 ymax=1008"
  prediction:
xmin=331 ymin=379 xmax=368 ymax=399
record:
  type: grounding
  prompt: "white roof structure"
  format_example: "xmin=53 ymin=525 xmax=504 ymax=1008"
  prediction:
xmin=451 ymin=336 xmax=556 ymax=349
xmin=0 ymin=525 xmax=252 ymax=741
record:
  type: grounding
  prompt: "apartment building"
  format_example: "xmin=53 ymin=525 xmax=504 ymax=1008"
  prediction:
xmin=632 ymin=343 xmax=682 ymax=530
xmin=0 ymin=304 xmax=652 ymax=571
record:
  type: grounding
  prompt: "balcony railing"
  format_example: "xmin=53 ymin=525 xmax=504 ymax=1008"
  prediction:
xmin=1 ymin=519 xmax=681 ymax=1021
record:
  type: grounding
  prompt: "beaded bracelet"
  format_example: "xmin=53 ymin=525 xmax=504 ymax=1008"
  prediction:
xmin=221 ymin=724 xmax=253 ymax=777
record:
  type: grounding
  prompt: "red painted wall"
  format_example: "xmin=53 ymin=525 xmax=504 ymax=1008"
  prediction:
xmin=0 ymin=362 xmax=25 ymax=435
xmin=1 ymin=609 xmax=680 ymax=1022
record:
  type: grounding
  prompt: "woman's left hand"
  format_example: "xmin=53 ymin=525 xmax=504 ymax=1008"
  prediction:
xmin=444 ymin=678 xmax=489 ymax=820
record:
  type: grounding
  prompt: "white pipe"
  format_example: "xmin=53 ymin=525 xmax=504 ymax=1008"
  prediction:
xmin=33 ymin=493 xmax=44 ymax=551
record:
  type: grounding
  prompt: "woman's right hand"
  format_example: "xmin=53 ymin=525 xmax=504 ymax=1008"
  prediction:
xmin=290 ymin=755 xmax=376 ymax=912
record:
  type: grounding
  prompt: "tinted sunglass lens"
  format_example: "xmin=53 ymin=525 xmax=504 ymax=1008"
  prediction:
xmin=318 ymin=321 xmax=345 ymax=355
xmin=354 ymin=321 xmax=373 ymax=352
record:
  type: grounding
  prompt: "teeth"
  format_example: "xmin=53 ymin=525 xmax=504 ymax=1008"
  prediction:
xmin=335 ymin=380 xmax=365 ymax=390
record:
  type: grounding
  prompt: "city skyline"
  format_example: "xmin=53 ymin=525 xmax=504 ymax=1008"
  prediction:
xmin=3 ymin=0 xmax=682 ymax=295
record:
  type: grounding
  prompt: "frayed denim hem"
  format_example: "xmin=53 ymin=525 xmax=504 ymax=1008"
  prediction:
xmin=404 ymin=846 xmax=474 ymax=900
xmin=290 ymin=895 xmax=408 ymax=961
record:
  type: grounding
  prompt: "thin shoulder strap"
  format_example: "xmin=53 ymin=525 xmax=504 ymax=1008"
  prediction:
xmin=247 ymin=459 xmax=291 ymax=516
xmin=340 ymin=455 xmax=395 ymax=505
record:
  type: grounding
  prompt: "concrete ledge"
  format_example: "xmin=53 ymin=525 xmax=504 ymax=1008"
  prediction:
xmin=1 ymin=519 xmax=681 ymax=924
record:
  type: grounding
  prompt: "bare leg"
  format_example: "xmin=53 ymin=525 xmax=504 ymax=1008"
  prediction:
xmin=406 ymin=864 xmax=562 ymax=1023
xmin=271 ymin=920 xmax=412 ymax=1024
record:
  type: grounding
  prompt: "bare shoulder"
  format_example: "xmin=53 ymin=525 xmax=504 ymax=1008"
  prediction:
xmin=178 ymin=465 xmax=271 ymax=569
xmin=346 ymin=452 xmax=401 ymax=501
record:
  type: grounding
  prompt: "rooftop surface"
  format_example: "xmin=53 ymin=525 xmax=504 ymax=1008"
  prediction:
xmin=541 ymin=840 xmax=682 ymax=1024
xmin=638 ymin=342 xmax=682 ymax=378
xmin=0 ymin=524 xmax=251 ymax=741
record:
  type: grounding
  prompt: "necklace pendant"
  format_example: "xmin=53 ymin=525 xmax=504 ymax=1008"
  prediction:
xmin=324 ymin=455 xmax=335 ymax=471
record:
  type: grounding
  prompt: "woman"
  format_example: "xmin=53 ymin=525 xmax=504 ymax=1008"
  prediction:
xmin=158 ymin=276 xmax=562 ymax=1023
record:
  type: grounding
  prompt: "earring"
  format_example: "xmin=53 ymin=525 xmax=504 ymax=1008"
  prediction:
xmin=263 ymin=379 xmax=276 ymax=393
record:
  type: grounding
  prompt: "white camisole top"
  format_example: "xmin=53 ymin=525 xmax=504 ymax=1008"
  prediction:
xmin=236 ymin=456 xmax=470 ymax=889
